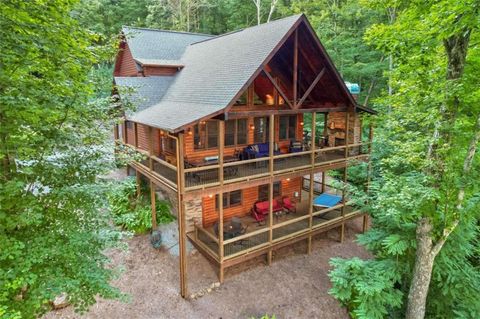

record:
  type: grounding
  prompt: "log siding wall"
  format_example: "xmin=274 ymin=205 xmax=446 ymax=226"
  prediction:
xmin=201 ymin=176 xmax=303 ymax=227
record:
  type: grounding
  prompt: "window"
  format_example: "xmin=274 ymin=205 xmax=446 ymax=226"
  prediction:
xmin=225 ymin=119 xmax=248 ymax=147
xmin=194 ymin=121 xmax=218 ymax=149
xmin=162 ymin=136 xmax=176 ymax=153
xmin=126 ymin=121 xmax=133 ymax=129
xmin=254 ymin=117 xmax=269 ymax=143
xmin=258 ymin=182 xmax=281 ymax=201
xmin=216 ymin=190 xmax=242 ymax=209
xmin=279 ymin=115 xmax=297 ymax=140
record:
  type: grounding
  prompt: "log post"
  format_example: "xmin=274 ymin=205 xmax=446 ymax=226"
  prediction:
xmin=267 ymin=114 xmax=275 ymax=264
xmin=307 ymin=171 xmax=314 ymax=254
xmin=218 ymin=121 xmax=225 ymax=281
xmin=150 ymin=181 xmax=157 ymax=230
xmin=175 ymin=133 xmax=187 ymax=298
xmin=134 ymin=122 xmax=138 ymax=148
xmin=136 ymin=170 xmax=141 ymax=198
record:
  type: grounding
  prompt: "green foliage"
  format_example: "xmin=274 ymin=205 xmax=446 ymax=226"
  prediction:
xmin=0 ymin=0 xmax=127 ymax=317
xmin=329 ymin=258 xmax=403 ymax=319
xmin=329 ymin=0 xmax=480 ymax=318
xmin=108 ymin=178 xmax=175 ymax=234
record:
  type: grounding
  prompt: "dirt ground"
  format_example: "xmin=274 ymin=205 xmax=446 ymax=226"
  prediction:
xmin=45 ymin=218 xmax=369 ymax=319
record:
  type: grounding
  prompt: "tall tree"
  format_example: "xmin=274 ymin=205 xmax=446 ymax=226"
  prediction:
xmin=0 ymin=0 xmax=123 ymax=317
xmin=329 ymin=1 xmax=480 ymax=318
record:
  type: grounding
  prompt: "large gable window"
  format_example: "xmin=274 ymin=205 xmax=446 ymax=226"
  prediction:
xmin=194 ymin=121 xmax=218 ymax=150
xmin=279 ymin=115 xmax=297 ymax=140
xmin=225 ymin=119 xmax=248 ymax=147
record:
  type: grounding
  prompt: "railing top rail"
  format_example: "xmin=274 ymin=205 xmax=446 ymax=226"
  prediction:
xmin=195 ymin=224 xmax=219 ymax=243
xmin=151 ymin=155 xmax=177 ymax=171
xmin=223 ymin=226 xmax=270 ymax=245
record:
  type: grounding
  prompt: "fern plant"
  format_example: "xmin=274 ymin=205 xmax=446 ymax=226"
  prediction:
xmin=108 ymin=178 xmax=175 ymax=233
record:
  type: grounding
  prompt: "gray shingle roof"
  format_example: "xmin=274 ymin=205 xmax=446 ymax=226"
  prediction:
xmin=114 ymin=76 xmax=174 ymax=114
xmin=122 ymin=27 xmax=213 ymax=65
xmin=129 ymin=14 xmax=302 ymax=132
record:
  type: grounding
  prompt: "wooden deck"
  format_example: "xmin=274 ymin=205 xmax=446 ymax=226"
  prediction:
xmin=188 ymin=195 xmax=362 ymax=265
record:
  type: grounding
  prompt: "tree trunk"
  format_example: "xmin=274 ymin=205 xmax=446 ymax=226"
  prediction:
xmin=405 ymin=218 xmax=436 ymax=319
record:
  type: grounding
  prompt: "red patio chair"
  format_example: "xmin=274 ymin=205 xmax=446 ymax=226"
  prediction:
xmin=282 ymin=196 xmax=296 ymax=214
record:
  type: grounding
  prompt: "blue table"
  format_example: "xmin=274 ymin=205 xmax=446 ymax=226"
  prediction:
xmin=313 ymin=193 xmax=342 ymax=208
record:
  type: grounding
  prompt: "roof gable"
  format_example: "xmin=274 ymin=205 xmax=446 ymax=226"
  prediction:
xmin=130 ymin=14 xmax=302 ymax=131
xmin=121 ymin=27 xmax=213 ymax=65
xmin=122 ymin=14 xmax=360 ymax=132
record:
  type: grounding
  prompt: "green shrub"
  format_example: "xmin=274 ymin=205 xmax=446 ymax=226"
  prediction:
xmin=108 ymin=178 xmax=175 ymax=233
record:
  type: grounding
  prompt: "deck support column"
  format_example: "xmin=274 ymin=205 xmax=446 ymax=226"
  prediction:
xmin=307 ymin=112 xmax=316 ymax=254
xmin=150 ymin=182 xmax=157 ymax=230
xmin=218 ymin=121 xmax=225 ymax=281
xmin=175 ymin=133 xmax=187 ymax=298
xmin=363 ymin=123 xmax=374 ymax=233
xmin=339 ymin=111 xmax=350 ymax=243
xmin=136 ymin=170 xmax=141 ymax=198
xmin=267 ymin=114 xmax=274 ymax=265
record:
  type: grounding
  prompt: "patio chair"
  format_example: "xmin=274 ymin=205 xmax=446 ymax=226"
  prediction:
xmin=281 ymin=196 xmax=296 ymax=214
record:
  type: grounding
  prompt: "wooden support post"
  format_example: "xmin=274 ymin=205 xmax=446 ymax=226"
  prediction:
xmin=148 ymin=126 xmax=154 ymax=171
xmin=363 ymin=123 xmax=374 ymax=233
xmin=323 ymin=113 xmax=328 ymax=148
xmin=344 ymin=111 xmax=350 ymax=158
xmin=268 ymin=181 xmax=273 ymax=265
xmin=321 ymin=171 xmax=326 ymax=194
xmin=218 ymin=120 xmax=225 ymax=281
xmin=311 ymin=112 xmax=316 ymax=163
xmin=308 ymin=171 xmax=314 ymax=254
xmin=123 ymin=120 xmax=128 ymax=144
xmin=114 ymin=124 xmax=119 ymax=140
xmin=175 ymin=133 xmax=187 ymax=298
xmin=340 ymin=166 xmax=347 ymax=243
xmin=136 ymin=170 xmax=141 ymax=197
xmin=150 ymin=181 xmax=157 ymax=230
xmin=134 ymin=122 xmax=139 ymax=148
xmin=293 ymin=29 xmax=298 ymax=108
xmin=267 ymin=114 xmax=274 ymax=265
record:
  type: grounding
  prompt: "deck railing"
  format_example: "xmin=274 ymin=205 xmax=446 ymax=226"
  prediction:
xmin=182 ymin=142 xmax=371 ymax=191
xmin=191 ymin=202 xmax=362 ymax=261
xmin=123 ymin=140 xmax=371 ymax=191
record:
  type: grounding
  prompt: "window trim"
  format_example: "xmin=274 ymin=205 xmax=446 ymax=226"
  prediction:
xmin=225 ymin=118 xmax=248 ymax=147
xmin=253 ymin=116 xmax=270 ymax=144
xmin=279 ymin=115 xmax=297 ymax=141
xmin=193 ymin=120 xmax=219 ymax=150
xmin=215 ymin=190 xmax=243 ymax=210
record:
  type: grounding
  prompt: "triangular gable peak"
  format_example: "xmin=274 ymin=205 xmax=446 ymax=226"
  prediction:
xmin=226 ymin=16 xmax=356 ymax=113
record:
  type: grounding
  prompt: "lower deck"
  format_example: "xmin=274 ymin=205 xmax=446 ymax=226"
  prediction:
xmin=187 ymin=195 xmax=365 ymax=274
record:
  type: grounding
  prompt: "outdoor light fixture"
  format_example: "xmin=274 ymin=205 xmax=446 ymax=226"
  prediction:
xmin=300 ymin=121 xmax=304 ymax=126
xmin=250 ymin=124 xmax=255 ymax=130
xmin=286 ymin=178 xmax=291 ymax=181
xmin=187 ymin=128 xmax=192 ymax=135
xmin=208 ymin=194 xmax=213 ymax=198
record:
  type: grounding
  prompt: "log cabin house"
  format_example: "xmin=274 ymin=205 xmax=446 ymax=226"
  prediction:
xmin=113 ymin=14 xmax=375 ymax=298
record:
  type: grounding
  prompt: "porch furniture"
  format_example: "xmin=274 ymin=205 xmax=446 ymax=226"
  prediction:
xmin=185 ymin=155 xmax=239 ymax=182
xmin=251 ymin=199 xmax=284 ymax=225
xmin=289 ymin=140 xmax=303 ymax=153
xmin=244 ymin=142 xmax=281 ymax=159
xmin=281 ymin=196 xmax=296 ymax=213
xmin=313 ymin=193 xmax=342 ymax=208
xmin=213 ymin=217 xmax=248 ymax=239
